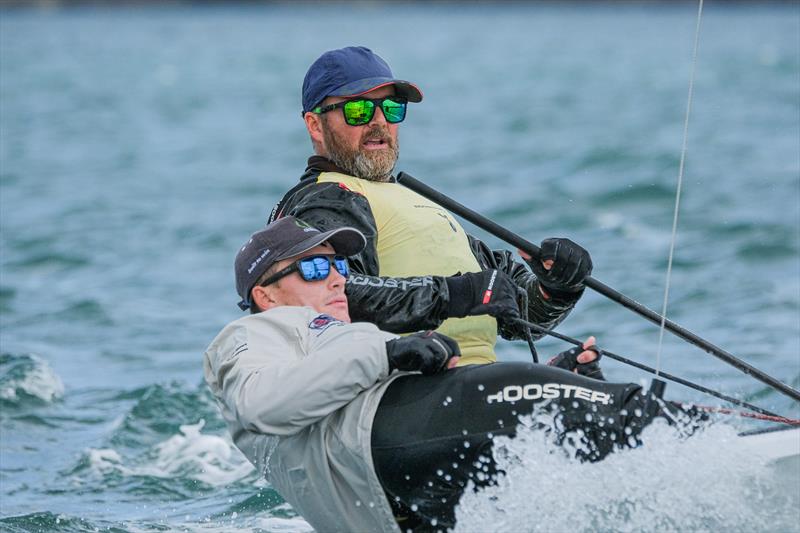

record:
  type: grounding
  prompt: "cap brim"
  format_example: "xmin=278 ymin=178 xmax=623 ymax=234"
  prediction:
xmin=331 ymin=77 xmax=423 ymax=103
xmin=274 ymin=226 xmax=367 ymax=263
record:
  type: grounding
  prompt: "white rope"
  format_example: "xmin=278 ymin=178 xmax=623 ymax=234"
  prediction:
xmin=655 ymin=0 xmax=705 ymax=375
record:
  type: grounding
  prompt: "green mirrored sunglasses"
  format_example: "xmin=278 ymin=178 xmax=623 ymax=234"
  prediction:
xmin=313 ymin=96 xmax=408 ymax=126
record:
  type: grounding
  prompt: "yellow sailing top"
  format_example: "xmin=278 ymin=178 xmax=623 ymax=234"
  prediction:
xmin=317 ymin=172 xmax=497 ymax=365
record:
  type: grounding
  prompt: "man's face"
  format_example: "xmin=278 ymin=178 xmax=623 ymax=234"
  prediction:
xmin=262 ymin=243 xmax=351 ymax=323
xmin=309 ymin=85 xmax=400 ymax=182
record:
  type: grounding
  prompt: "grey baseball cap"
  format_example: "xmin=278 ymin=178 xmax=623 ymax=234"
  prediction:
xmin=235 ymin=216 xmax=366 ymax=310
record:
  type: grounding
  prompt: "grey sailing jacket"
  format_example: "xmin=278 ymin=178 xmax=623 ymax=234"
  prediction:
xmin=203 ymin=306 xmax=405 ymax=533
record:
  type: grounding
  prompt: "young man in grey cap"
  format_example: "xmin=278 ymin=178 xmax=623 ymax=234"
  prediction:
xmin=204 ymin=218 xmax=638 ymax=532
xmin=267 ymin=45 xmax=596 ymax=367
xmin=204 ymin=216 xmax=502 ymax=532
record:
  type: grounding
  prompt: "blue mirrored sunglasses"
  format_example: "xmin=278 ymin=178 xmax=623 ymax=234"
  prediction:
xmin=259 ymin=255 xmax=349 ymax=288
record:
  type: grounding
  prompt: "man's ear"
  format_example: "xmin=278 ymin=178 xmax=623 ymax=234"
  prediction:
xmin=251 ymin=285 xmax=278 ymax=312
xmin=304 ymin=112 xmax=325 ymax=148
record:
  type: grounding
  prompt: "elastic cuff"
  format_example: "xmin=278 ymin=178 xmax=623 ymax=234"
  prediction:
xmin=445 ymin=275 xmax=474 ymax=318
xmin=538 ymin=282 xmax=584 ymax=304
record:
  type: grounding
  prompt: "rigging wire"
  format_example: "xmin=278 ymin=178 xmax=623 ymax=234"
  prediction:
xmin=655 ymin=0 xmax=705 ymax=375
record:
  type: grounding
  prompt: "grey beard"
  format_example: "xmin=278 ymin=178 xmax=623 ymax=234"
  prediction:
xmin=335 ymin=148 xmax=399 ymax=182
xmin=323 ymin=124 xmax=400 ymax=182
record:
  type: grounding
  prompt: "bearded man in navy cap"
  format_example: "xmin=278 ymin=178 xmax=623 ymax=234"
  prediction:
xmin=266 ymin=46 xmax=598 ymax=369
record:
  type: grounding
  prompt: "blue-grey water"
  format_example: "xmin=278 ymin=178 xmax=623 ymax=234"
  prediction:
xmin=1 ymin=3 xmax=798 ymax=532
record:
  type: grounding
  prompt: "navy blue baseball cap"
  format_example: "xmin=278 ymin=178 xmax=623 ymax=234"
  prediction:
xmin=302 ymin=46 xmax=423 ymax=114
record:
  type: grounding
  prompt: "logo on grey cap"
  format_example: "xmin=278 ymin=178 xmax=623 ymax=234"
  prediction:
xmin=247 ymin=248 xmax=271 ymax=274
xmin=294 ymin=219 xmax=319 ymax=232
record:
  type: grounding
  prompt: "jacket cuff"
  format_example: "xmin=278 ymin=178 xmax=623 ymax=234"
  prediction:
xmin=537 ymin=281 xmax=584 ymax=306
xmin=445 ymin=274 xmax=474 ymax=318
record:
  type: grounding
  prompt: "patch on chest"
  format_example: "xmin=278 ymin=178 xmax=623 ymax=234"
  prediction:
xmin=308 ymin=313 xmax=343 ymax=335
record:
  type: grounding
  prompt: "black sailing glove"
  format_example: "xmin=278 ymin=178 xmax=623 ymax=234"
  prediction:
xmin=527 ymin=238 xmax=593 ymax=299
xmin=445 ymin=269 xmax=521 ymax=319
xmin=386 ymin=331 xmax=460 ymax=375
xmin=547 ymin=345 xmax=605 ymax=381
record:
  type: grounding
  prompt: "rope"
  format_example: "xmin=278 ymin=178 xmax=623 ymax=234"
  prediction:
xmin=691 ymin=405 xmax=800 ymax=427
xmin=517 ymin=288 xmax=539 ymax=363
xmin=510 ymin=317 xmax=795 ymax=421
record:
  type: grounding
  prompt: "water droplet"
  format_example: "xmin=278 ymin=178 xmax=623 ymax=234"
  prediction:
xmin=463 ymin=441 xmax=471 ymax=448
xmin=478 ymin=384 xmax=485 ymax=391
xmin=355 ymin=500 xmax=361 ymax=507
xmin=437 ymin=469 xmax=444 ymax=476
xmin=411 ymin=504 xmax=419 ymax=512
xmin=431 ymin=518 xmax=438 ymax=526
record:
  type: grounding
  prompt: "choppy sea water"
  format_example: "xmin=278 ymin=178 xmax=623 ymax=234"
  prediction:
xmin=1 ymin=3 xmax=798 ymax=532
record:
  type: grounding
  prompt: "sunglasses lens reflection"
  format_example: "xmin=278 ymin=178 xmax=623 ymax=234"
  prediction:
xmin=341 ymin=98 xmax=406 ymax=126
xmin=298 ymin=256 xmax=349 ymax=281
xmin=333 ymin=256 xmax=349 ymax=277
xmin=343 ymin=100 xmax=376 ymax=125
xmin=381 ymin=99 xmax=406 ymax=123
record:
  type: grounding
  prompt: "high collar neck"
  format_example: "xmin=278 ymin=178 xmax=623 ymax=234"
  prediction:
xmin=304 ymin=155 xmax=396 ymax=183
xmin=305 ymin=155 xmax=347 ymax=175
